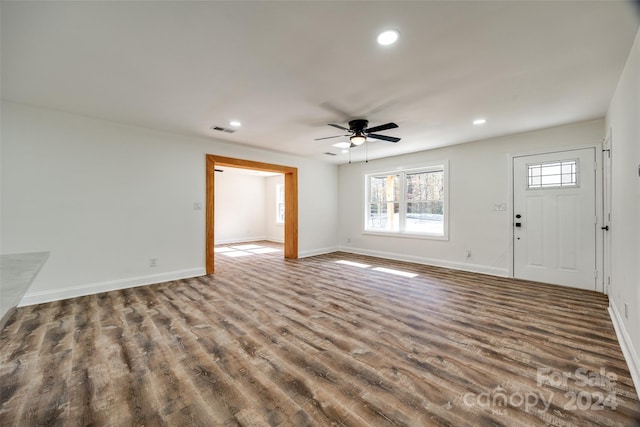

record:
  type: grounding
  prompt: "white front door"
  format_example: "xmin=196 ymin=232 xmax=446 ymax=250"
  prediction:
xmin=513 ymin=148 xmax=596 ymax=290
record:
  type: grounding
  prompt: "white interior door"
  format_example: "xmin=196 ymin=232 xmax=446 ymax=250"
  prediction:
xmin=513 ymin=148 xmax=596 ymax=290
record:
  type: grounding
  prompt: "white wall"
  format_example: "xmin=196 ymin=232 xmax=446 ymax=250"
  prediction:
xmin=214 ymin=171 xmax=284 ymax=244
xmin=338 ymin=119 xmax=604 ymax=276
xmin=265 ymin=174 xmax=284 ymax=243
xmin=1 ymin=102 xmax=339 ymax=304
xmin=214 ymin=172 xmax=266 ymax=244
xmin=606 ymin=27 xmax=640 ymax=391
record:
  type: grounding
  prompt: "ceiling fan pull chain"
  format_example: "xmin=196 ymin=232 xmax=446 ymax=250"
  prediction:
xmin=365 ymin=140 xmax=369 ymax=163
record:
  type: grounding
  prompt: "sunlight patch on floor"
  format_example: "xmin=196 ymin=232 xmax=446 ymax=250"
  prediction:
xmin=231 ymin=244 xmax=263 ymax=250
xmin=372 ymin=267 xmax=418 ymax=278
xmin=217 ymin=244 xmax=283 ymax=258
xmin=223 ymin=251 xmax=254 ymax=257
xmin=214 ymin=247 xmax=234 ymax=253
xmin=335 ymin=260 xmax=371 ymax=268
xmin=248 ymin=247 xmax=281 ymax=254
xmin=336 ymin=260 xmax=418 ymax=278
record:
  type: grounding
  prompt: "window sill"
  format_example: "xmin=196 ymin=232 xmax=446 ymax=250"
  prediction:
xmin=362 ymin=230 xmax=449 ymax=241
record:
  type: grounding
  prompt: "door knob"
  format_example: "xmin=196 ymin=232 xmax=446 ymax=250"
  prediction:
xmin=601 ymin=226 xmax=609 ymax=231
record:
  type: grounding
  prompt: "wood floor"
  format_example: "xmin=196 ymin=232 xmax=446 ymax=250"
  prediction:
xmin=1 ymin=241 xmax=639 ymax=426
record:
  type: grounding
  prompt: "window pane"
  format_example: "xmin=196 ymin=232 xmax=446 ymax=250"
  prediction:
xmin=527 ymin=160 xmax=577 ymax=189
xmin=542 ymin=163 xmax=561 ymax=176
xmin=368 ymin=203 xmax=400 ymax=231
xmin=277 ymin=203 xmax=285 ymax=223
xmin=405 ymin=170 xmax=444 ymax=234
xmin=370 ymin=175 xmax=399 ymax=202
xmin=276 ymin=184 xmax=285 ymax=223
xmin=368 ymin=175 xmax=400 ymax=231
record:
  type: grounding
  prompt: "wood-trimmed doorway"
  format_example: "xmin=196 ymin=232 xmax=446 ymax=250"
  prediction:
xmin=206 ymin=155 xmax=298 ymax=274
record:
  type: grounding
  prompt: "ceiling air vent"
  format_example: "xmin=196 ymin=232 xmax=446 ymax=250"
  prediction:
xmin=324 ymin=152 xmax=337 ymax=156
xmin=211 ymin=125 xmax=237 ymax=134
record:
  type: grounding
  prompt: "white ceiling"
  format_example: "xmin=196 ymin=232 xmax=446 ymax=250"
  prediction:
xmin=2 ymin=1 xmax=639 ymax=164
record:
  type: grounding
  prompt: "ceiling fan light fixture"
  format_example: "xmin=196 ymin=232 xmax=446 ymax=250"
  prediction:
xmin=332 ymin=142 xmax=351 ymax=149
xmin=350 ymin=134 xmax=366 ymax=146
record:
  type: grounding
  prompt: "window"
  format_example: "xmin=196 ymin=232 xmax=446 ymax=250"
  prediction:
xmin=365 ymin=165 xmax=447 ymax=238
xmin=527 ymin=160 xmax=577 ymax=189
xmin=276 ymin=184 xmax=285 ymax=224
xmin=405 ymin=170 xmax=445 ymax=234
xmin=368 ymin=174 xmax=400 ymax=232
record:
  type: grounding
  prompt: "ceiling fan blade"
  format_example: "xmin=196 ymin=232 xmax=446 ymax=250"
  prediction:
xmin=366 ymin=122 xmax=398 ymax=133
xmin=328 ymin=123 xmax=350 ymax=132
xmin=314 ymin=134 xmax=349 ymax=141
xmin=368 ymin=133 xmax=401 ymax=143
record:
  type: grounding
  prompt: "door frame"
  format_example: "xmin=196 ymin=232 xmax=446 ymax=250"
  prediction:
xmin=508 ymin=143 xmax=603 ymax=292
xmin=602 ymin=129 xmax=612 ymax=294
xmin=206 ymin=155 xmax=298 ymax=274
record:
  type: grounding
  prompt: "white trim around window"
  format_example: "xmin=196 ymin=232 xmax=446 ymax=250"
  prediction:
xmin=363 ymin=162 xmax=449 ymax=240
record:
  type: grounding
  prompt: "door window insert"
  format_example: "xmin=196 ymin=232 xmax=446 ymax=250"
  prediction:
xmin=527 ymin=160 xmax=577 ymax=189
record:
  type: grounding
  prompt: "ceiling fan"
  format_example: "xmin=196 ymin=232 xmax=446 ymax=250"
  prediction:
xmin=315 ymin=119 xmax=400 ymax=147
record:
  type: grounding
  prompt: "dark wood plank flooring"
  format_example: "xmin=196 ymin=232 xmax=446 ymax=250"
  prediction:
xmin=1 ymin=241 xmax=639 ymax=426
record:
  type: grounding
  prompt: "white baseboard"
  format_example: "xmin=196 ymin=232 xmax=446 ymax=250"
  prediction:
xmin=336 ymin=246 xmax=509 ymax=277
xmin=299 ymin=246 xmax=340 ymax=258
xmin=609 ymin=301 xmax=640 ymax=395
xmin=18 ymin=268 xmax=206 ymax=307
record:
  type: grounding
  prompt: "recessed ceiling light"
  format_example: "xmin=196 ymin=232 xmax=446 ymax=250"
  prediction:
xmin=473 ymin=118 xmax=487 ymax=125
xmin=229 ymin=120 xmax=241 ymax=127
xmin=332 ymin=142 xmax=351 ymax=149
xmin=377 ymin=29 xmax=399 ymax=46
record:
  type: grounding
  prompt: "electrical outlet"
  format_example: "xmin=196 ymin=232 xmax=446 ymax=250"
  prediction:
xmin=347 ymin=237 xmax=351 ymax=244
xmin=465 ymin=249 xmax=471 ymax=258
xmin=150 ymin=258 xmax=157 ymax=268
